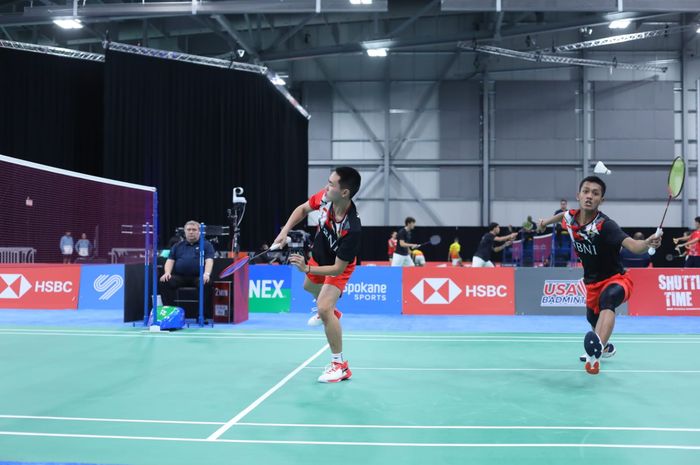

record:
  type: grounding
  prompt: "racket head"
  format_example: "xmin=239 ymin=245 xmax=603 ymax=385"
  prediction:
xmin=668 ymin=156 xmax=685 ymax=198
xmin=429 ymin=235 xmax=441 ymax=246
xmin=218 ymin=256 xmax=250 ymax=278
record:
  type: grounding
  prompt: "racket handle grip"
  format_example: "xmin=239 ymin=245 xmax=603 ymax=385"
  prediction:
xmin=647 ymin=227 xmax=662 ymax=256
xmin=270 ymin=237 xmax=291 ymax=251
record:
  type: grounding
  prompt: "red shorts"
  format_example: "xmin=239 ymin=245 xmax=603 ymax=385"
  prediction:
xmin=306 ymin=257 xmax=356 ymax=293
xmin=585 ymin=273 xmax=633 ymax=315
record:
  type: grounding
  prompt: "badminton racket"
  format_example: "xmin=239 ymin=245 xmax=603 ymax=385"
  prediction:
xmin=648 ymin=156 xmax=685 ymax=256
xmin=219 ymin=238 xmax=289 ymax=278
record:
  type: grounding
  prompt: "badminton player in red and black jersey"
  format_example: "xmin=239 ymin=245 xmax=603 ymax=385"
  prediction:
xmin=273 ymin=167 xmax=361 ymax=383
xmin=537 ymin=176 xmax=661 ymax=375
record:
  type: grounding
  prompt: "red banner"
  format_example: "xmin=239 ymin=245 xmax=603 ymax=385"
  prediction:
xmin=402 ymin=267 xmax=515 ymax=315
xmin=628 ymin=268 xmax=700 ymax=316
xmin=0 ymin=265 xmax=81 ymax=309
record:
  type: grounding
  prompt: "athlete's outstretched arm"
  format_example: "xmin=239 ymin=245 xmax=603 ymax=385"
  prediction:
xmin=622 ymin=234 xmax=661 ymax=254
xmin=536 ymin=212 xmax=565 ymax=233
xmin=273 ymin=201 xmax=314 ymax=248
xmin=288 ymin=254 xmax=349 ymax=277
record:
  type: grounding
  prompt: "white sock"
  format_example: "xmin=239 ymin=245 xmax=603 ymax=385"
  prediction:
xmin=332 ymin=353 xmax=343 ymax=363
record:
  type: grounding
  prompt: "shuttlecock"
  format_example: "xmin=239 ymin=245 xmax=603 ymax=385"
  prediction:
xmin=593 ymin=161 xmax=612 ymax=175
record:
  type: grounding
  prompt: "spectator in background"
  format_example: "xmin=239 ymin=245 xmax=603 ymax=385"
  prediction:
xmin=411 ymin=248 xmax=426 ymax=267
xmin=60 ymin=231 xmax=73 ymax=264
xmin=472 ymin=223 xmax=518 ymax=268
xmin=387 ymin=231 xmax=397 ymax=262
xmin=673 ymin=217 xmax=700 ymax=268
xmin=620 ymin=232 xmax=651 ymax=268
xmin=522 ymin=215 xmax=536 ymax=234
xmin=392 ymin=217 xmax=419 ymax=267
xmin=75 ymin=233 xmax=92 ymax=259
xmin=448 ymin=237 xmax=463 ymax=267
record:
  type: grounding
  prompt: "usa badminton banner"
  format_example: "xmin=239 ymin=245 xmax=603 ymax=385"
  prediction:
xmin=402 ymin=268 xmax=515 ymax=315
xmin=0 ymin=265 xmax=81 ymax=309
xmin=627 ymin=268 xmax=700 ymax=316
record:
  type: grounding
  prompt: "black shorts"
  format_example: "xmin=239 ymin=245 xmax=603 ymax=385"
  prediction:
xmin=686 ymin=256 xmax=700 ymax=268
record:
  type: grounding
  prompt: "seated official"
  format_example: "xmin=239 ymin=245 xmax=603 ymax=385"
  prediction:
xmin=159 ymin=220 xmax=215 ymax=307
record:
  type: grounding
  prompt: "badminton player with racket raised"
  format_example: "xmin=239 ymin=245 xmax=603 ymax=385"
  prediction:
xmin=536 ymin=176 xmax=662 ymax=375
xmin=272 ymin=167 xmax=361 ymax=383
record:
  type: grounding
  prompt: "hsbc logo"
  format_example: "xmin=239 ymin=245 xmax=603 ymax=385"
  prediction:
xmin=0 ymin=274 xmax=32 ymax=299
xmin=411 ymin=278 xmax=461 ymax=304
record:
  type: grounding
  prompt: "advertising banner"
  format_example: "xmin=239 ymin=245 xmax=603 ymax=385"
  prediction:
xmin=290 ymin=266 xmax=403 ymax=314
xmin=402 ymin=267 xmax=515 ymax=315
xmin=78 ymin=264 xmax=125 ymax=310
xmin=0 ymin=265 xmax=81 ymax=309
xmin=248 ymin=265 xmax=292 ymax=313
xmin=628 ymin=268 xmax=700 ymax=316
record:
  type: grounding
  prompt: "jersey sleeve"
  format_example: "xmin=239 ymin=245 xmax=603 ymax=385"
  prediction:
xmin=397 ymin=228 xmax=407 ymax=243
xmin=336 ymin=230 xmax=361 ymax=262
xmin=204 ymin=241 xmax=216 ymax=260
xmin=602 ymin=219 xmax=629 ymax=248
xmin=308 ymin=189 xmax=326 ymax=210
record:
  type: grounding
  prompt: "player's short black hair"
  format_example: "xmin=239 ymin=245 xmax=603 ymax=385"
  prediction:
xmin=695 ymin=216 xmax=700 ymax=223
xmin=334 ymin=166 xmax=361 ymax=198
xmin=579 ymin=176 xmax=606 ymax=196
xmin=488 ymin=222 xmax=499 ymax=231
xmin=405 ymin=216 xmax=416 ymax=226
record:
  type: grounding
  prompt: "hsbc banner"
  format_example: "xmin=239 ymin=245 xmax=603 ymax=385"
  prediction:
xmin=291 ymin=266 xmax=402 ymax=314
xmin=628 ymin=268 xmax=700 ymax=316
xmin=402 ymin=268 xmax=515 ymax=315
xmin=0 ymin=265 xmax=81 ymax=310
xmin=514 ymin=268 xmax=628 ymax=315
xmin=78 ymin=265 xmax=125 ymax=311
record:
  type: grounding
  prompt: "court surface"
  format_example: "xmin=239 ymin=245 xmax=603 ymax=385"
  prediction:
xmin=0 ymin=323 xmax=699 ymax=465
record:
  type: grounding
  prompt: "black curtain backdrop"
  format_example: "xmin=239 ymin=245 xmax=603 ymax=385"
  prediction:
xmin=103 ymin=50 xmax=308 ymax=251
xmin=0 ymin=47 xmax=104 ymax=175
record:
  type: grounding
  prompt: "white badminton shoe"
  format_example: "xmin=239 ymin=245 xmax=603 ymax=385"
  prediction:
xmin=317 ymin=361 xmax=352 ymax=383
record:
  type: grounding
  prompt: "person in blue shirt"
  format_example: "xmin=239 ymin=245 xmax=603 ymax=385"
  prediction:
xmin=75 ymin=233 xmax=92 ymax=259
xmin=159 ymin=221 xmax=215 ymax=306
xmin=60 ymin=231 xmax=74 ymax=263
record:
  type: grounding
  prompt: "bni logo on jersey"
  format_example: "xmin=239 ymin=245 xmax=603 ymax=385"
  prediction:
xmin=93 ymin=274 xmax=124 ymax=301
xmin=541 ymin=280 xmax=586 ymax=307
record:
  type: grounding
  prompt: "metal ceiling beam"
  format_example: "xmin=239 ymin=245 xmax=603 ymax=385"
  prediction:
xmin=471 ymin=44 xmax=668 ymax=72
xmin=442 ymin=0 xmax=700 ymax=12
xmin=212 ymin=14 xmax=259 ymax=61
xmin=387 ymin=0 xmax=439 ymax=37
xmin=265 ymin=13 xmax=315 ymax=51
xmin=258 ymin=12 xmax=675 ymax=62
xmin=14 ymin=1 xmax=387 ymax=21
xmin=541 ymin=25 xmax=688 ymax=53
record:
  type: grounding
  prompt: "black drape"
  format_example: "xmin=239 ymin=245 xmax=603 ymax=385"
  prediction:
xmin=0 ymin=47 xmax=103 ymax=175
xmin=103 ymin=50 xmax=308 ymax=250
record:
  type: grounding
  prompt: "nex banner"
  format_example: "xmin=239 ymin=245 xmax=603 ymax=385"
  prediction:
xmin=0 ymin=265 xmax=81 ymax=310
xmin=248 ymin=265 xmax=292 ymax=313
xmin=402 ymin=267 xmax=515 ymax=315
xmin=627 ymin=268 xmax=700 ymax=316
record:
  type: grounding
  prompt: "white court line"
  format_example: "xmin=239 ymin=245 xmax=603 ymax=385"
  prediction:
xmin=2 ymin=327 xmax=700 ymax=341
xmin=305 ymin=366 xmax=700 ymax=374
xmin=0 ymin=431 xmax=699 ymax=450
xmin=206 ymin=343 xmax=329 ymax=441
xmin=1 ymin=329 xmax=699 ymax=344
xmin=0 ymin=414 xmax=223 ymax=425
xmin=236 ymin=422 xmax=700 ymax=433
xmin=2 ymin=415 xmax=697 ymax=433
